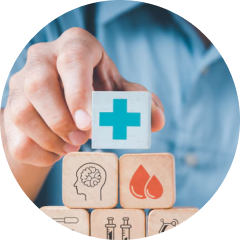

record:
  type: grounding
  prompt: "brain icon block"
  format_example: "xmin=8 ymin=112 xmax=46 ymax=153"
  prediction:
xmin=80 ymin=166 xmax=102 ymax=187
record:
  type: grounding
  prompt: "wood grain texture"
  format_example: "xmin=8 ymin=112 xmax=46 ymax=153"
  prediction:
xmin=148 ymin=207 xmax=199 ymax=236
xmin=120 ymin=153 xmax=176 ymax=209
xmin=92 ymin=91 xmax=151 ymax=149
xmin=91 ymin=209 xmax=146 ymax=240
xmin=63 ymin=152 xmax=118 ymax=209
xmin=41 ymin=206 xmax=89 ymax=235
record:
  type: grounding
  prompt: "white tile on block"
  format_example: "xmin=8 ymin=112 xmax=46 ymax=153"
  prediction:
xmin=92 ymin=91 xmax=151 ymax=149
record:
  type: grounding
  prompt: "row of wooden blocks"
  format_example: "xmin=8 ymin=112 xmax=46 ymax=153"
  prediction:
xmin=63 ymin=152 xmax=176 ymax=209
xmin=42 ymin=153 xmax=198 ymax=237
xmin=41 ymin=206 xmax=198 ymax=238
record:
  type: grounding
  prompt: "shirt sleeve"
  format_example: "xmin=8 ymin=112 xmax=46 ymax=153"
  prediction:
xmin=1 ymin=6 xmax=86 ymax=109
xmin=1 ymin=43 xmax=30 ymax=108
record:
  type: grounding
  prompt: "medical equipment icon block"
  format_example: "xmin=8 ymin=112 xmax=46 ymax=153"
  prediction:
xmin=91 ymin=209 xmax=145 ymax=240
xmin=92 ymin=91 xmax=151 ymax=149
xmin=147 ymin=208 xmax=199 ymax=236
xmin=159 ymin=218 xmax=178 ymax=240
xmin=62 ymin=152 xmax=118 ymax=209
xmin=41 ymin=206 xmax=89 ymax=235
xmin=120 ymin=217 xmax=132 ymax=240
xmin=105 ymin=217 xmax=116 ymax=239
xmin=120 ymin=153 xmax=176 ymax=209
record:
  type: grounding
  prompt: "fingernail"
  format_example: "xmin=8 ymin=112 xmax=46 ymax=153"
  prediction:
xmin=152 ymin=99 xmax=164 ymax=112
xmin=151 ymin=100 xmax=165 ymax=121
xmin=68 ymin=130 xmax=87 ymax=146
xmin=64 ymin=144 xmax=80 ymax=154
xmin=74 ymin=110 xmax=91 ymax=130
xmin=157 ymin=105 xmax=165 ymax=126
xmin=158 ymin=107 xmax=165 ymax=122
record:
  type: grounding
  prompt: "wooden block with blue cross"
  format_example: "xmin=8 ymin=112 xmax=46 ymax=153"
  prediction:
xmin=92 ymin=91 xmax=151 ymax=149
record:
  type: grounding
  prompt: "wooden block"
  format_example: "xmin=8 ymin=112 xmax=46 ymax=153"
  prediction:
xmin=92 ymin=91 xmax=151 ymax=149
xmin=62 ymin=152 xmax=118 ymax=209
xmin=120 ymin=153 xmax=175 ymax=209
xmin=91 ymin=209 xmax=146 ymax=240
xmin=148 ymin=208 xmax=199 ymax=236
xmin=41 ymin=206 xmax=89 ymax=235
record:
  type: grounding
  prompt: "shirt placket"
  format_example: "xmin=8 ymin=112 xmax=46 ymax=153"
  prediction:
xmin=178 ymin=49 xmax=221 ymax=168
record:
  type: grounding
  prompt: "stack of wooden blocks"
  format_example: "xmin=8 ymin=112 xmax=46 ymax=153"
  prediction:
xmin=41 ymin=92 xmax=198 ymax=239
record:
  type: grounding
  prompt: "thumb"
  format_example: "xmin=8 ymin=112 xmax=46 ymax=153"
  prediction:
xmin=120 ymin=79 xmax=165 ymax=132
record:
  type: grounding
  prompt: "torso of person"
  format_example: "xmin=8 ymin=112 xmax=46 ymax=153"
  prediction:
xmin=2 ymin=1 xmax=239 ymax=209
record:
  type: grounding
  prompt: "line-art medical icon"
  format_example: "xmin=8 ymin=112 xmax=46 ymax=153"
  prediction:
xmin=52 ymin=217 xmax=79 ymax=240
xmin=120 ymin=217 xmax=132 ymax=240
xmin=159 ymin=219 xmax=179 ymax=233
xmin=99 ymin=99 xmax=141 ymax=140
xmin=105 ymin=217 xmax=132 ymax=240
xmin=105 ymin=217 xmax=116 ymax=240
xmin=74 ymin=163 xmax=107 ymax=201
xmin=129 ymin=165 xmax=163 ymax=199
xmin=81 ymin=166 xmax=102 ymax=187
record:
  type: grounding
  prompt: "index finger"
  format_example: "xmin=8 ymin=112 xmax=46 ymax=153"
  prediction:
xmin=56 ymin=28 xmax=103 ymax=131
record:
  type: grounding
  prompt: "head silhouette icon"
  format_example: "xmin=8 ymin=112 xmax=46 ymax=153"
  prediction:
xmin=74 ymin=163 xmax=107 ymax=201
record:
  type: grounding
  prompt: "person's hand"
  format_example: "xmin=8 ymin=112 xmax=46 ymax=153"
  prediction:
xmin=3 ymin=28 xmax=165 ymax=167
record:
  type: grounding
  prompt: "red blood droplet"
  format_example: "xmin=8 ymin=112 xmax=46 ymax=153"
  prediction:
xmin=145 ymin=175 xmax=163 ymax=199
xmin=129 ymin=165 xmax=150 ymax=199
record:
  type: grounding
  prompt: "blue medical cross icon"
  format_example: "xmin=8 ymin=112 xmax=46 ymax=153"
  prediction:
xmin=99 ymin=99 xmax=141 ymax=140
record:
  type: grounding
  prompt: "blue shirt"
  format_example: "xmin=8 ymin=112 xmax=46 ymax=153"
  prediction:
xmin=1 ymin=1 xmax=239 ymax=209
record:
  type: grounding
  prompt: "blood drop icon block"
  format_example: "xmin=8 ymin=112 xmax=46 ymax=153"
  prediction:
xmin=92 ymin=91 xmax=151 ymax=149
xmin=119 ymin=153 xmax=176 ymax=209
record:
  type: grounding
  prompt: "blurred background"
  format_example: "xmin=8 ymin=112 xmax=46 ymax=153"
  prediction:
xmin=0 ymin=1 xmax=240 ymax=81
xmin=0 ymin=2 xmax=240 ymax=208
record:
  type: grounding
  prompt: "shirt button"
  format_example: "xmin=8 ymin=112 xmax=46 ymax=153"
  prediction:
xmin=184 ymin=153 xmax=198 ymax=167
